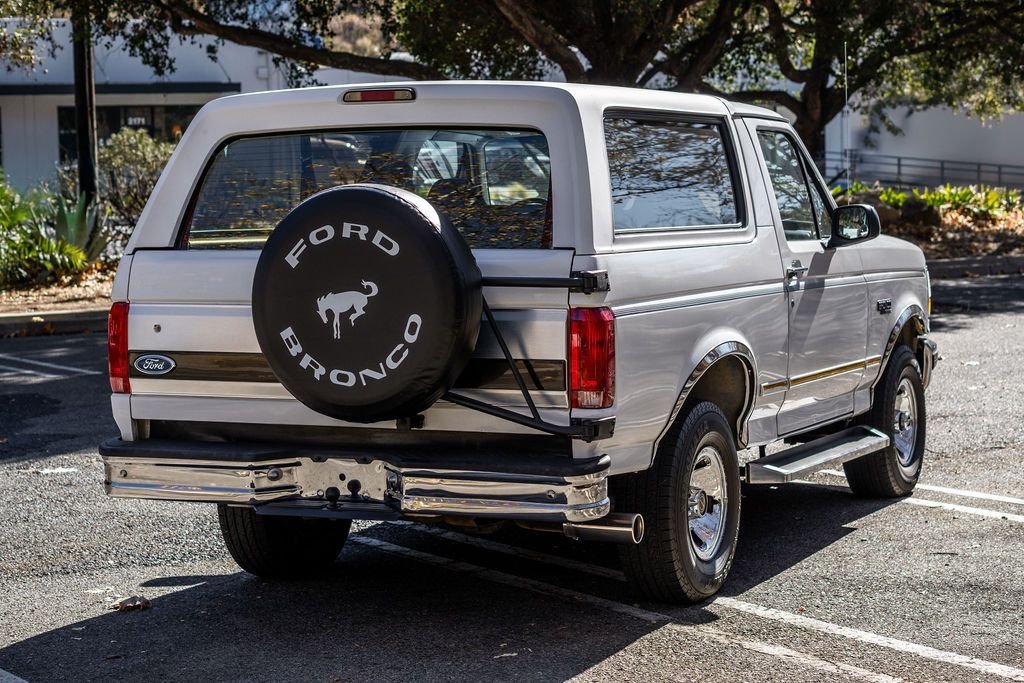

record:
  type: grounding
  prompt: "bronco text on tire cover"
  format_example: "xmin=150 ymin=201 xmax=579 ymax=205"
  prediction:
xmin=251 ymin=184 xmax=482 ymax=423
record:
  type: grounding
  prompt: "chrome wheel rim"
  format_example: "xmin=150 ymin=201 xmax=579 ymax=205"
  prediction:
xmin=893 ymin=377 xmax=918 ymax=468
xmin=687 ymin=446 xmax=728 ymax=562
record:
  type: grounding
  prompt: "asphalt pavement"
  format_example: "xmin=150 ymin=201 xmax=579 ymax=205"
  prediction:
xmin=0 ymin=276 xmax=1022 ymax=683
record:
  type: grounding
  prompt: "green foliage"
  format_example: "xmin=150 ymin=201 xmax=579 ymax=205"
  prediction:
xmin=58 ymin=128 xmax=175 ymax=252
xmin=54 ymin=195 xmax=111 ymax=262
xmin=0 ymin=172 xmax=89 ymax=287
xmin=910 ymin=185 xmax=1023 ymax=219
xmin=0 ymin=225 xmax=87 ymax=287
xmin=879 ymin=187 xmax=908 ymax=209
xmin=831 ymin=179 xmax=871 ymax=197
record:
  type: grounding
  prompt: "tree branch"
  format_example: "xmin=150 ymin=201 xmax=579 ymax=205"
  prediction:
xmin=759 ymin=0 xmax=811 ymax=83
xmin=488 ymin=0 xmax=587 ymax=81
xmin=152 ymin=0 xmax=446 ymax=80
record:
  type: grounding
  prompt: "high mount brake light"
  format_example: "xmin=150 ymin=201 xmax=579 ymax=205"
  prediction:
xmin=342 ymin=88 xmax=416 ymax=103
xmin=569 ymin=307 xmax=615 ymax=409
xmin=108 ymin=302 xmax=130 ymax=394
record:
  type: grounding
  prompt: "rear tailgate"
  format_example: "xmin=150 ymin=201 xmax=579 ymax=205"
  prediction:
xmin=124 ymin=248 xmax=573 ymax=435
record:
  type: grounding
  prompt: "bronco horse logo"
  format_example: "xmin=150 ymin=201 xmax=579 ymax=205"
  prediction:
xmin=316 ymin=281 xmax=379 ymax=339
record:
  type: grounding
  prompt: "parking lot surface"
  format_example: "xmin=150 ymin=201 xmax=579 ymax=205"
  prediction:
xmin=0 ymin=276 xmax=1022 ymax=682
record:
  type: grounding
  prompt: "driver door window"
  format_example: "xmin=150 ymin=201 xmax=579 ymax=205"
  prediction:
xmin=756 ymin=130 xmax=819 ymax=241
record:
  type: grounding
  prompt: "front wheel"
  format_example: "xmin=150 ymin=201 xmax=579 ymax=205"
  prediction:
xmin=618 ymin=401 xmax=742 ymax=603
xmin=218 ymin=504 xmax=351 ymax=578
xmin=844 ymin=345 xmax=926 ymax=497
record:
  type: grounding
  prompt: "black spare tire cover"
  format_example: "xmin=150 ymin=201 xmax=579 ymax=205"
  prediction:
xmin=252 ymin=184 xmax=482 ymax=423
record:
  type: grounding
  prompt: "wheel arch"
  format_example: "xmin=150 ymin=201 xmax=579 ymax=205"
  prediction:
xmin=873 ymin=304 xmax=928 ymax=392
xmin=654 ymin=340 xmax=757 ymax=455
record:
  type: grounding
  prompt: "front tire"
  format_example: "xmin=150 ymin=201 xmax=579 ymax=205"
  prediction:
xmin=218 ymin=505 xmax=351 ymax=578
xmin=844 ymin=345 xmax=926 ymax=497
xmin=618 ymin=401 xmax=742 ymax=603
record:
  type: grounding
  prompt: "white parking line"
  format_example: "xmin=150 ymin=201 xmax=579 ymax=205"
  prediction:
xmin=352 ymin=536 xmax=901 ymax=683
xmin=820 ymin=469 xmax=1024 ymax=507
xmin=0 ymin=352 xmax=102 ymax=376
xmin=715 ymin=598 xmax=1024 ymax=682
xmin=0 ymin=362 xmax=59 ymax=379
xmin=393 ymin=524 xmax=1024 ymax=682
xmin=0 ymin=668 xmax=29 ymax=683
xmin=902 ymin=497 xmax=1024 ymax=523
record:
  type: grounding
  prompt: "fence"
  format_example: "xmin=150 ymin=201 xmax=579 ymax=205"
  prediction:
xmin=821 ymin=151 xmax=1024 ymax=190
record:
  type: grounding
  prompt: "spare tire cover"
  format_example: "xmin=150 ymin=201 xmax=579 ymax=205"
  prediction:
xmin=252 ymin=184 xmax=482 ymax=423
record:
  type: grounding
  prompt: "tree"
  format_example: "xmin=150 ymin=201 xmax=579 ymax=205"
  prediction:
xmin=696 ymin=0 xmax=1024 ymax=157
xmin=6 ymin=1 xmax=1024 ymax=157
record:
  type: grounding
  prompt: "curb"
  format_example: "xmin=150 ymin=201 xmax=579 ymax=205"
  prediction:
xmin=926 ymin=255 xmax=1024 ymax=279
xmin=0 ymin=307 xmax=108 ymax=338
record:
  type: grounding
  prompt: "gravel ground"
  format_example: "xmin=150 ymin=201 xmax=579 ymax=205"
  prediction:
xmin=0 ymin=276 xmax=1021 ymax=683
xmin=0 ymin=270 xmax=114 ymax=314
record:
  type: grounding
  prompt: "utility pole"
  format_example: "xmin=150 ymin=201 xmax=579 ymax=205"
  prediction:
xmin=71 ymin=2 xmax=97 ymax=204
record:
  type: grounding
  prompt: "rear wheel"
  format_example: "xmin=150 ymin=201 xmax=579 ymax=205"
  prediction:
xmin=618 ymin=401 xmax=742 ymax=603
xmin=217 ymin=505 xmax=351 ymax=578
xmin=844 ymin=345 xmax=926 ymax=497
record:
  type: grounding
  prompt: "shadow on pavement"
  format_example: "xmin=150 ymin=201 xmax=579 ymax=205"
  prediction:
xmin=0 ymin=480 xmax=899 ymax=682
xmin=931 ymin=274 xmax=1024 ymax=315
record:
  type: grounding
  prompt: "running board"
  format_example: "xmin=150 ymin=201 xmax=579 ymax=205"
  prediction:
xmin=746 ymin=427 xmax=890 ymax=485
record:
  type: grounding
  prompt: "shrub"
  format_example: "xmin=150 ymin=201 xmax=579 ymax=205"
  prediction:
xmin=912 ymin=184 xmax=1023 ymax=219
xmin=54 ymin=195 xmax=112 ymax=262
xmin=0 ymin=225 xmax=86 ymax=287
xmin=0 ymin=171 xmax=89 ymax=287
xmin=879 ymin=186 xmax=908 ymax=209
xmin=58 ymin=128 xmax=175 ymax=252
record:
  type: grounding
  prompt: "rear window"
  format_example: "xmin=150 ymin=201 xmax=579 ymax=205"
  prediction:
xmin=604 ymin=116 xmax=740 ymax=231
xmin=183 ymin=128 xmax=551 ymax=249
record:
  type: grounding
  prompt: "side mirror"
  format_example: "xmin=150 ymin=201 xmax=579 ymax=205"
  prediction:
xmin=828 ymin=204 xmax=881 ymax=248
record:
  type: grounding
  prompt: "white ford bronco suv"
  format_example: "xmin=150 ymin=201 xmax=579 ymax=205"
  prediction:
xmin=100 ymin=82 xmax=938 ymax=603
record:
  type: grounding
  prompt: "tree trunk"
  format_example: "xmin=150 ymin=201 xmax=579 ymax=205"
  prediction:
xmin=71 ymin=6 xmax=97 ymax=204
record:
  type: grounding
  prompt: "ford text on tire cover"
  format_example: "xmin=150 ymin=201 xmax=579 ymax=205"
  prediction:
xmin=99 ymin=82 xmax=938 ymax=603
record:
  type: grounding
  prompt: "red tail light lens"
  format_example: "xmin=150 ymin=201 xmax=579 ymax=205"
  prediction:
xmin=342 ymin=88 xmax=416 ymax=103
xmin=108 ymin=302 xmax=130 ymax=394
xmin=569 ymin=307 xmax=615 ymax=409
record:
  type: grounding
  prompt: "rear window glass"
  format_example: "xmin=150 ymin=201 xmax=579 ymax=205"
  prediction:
xmin=184 ymin=128 xmax=551 ymax=249
xmin=604 ymin=116 xmax=739 ymax=231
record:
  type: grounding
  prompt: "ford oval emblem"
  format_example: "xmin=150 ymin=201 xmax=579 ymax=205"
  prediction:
xmin=134 ymin=354 xmax=176 ymax=376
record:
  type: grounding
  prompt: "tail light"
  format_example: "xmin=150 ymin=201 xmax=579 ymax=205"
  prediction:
xmin=108 ymin=302 xmax=130 ymax=394
xmin=569 ymin=307 xmax=615 ymax=409
xmin=342 ymin=88 xmax=416 ymax=103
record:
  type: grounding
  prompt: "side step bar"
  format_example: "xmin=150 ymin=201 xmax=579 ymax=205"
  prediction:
xmin=746 ymin=426 xmax=890 ymax=485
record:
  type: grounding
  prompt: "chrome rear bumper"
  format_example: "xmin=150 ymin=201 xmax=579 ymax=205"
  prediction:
xmin=99 ymin=439 xmax=611 ymax=523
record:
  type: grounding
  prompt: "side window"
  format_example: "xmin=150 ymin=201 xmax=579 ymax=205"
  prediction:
xmin=604 ymin=116 xmax=740 ymax=231
xmin=756 ymin=130 xmax=818 ymax=241
xmin=806 ymin=164 xmax=833 ymax=239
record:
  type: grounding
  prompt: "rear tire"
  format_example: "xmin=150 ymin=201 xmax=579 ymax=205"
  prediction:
xmin=217 ymin=505 xmax=351 ymax=578
xmin=844 ymin=345 xmax=926 ymax=497
xmin=618 ymin=401 xmax=742 ymax=603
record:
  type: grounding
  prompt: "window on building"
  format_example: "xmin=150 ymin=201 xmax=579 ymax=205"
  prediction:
xmin=57 ymin=105 xmax=200 ymax=162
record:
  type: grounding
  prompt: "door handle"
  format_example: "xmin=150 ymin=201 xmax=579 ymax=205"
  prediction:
xmin=786 ymin=260 xmax=809 ymax=278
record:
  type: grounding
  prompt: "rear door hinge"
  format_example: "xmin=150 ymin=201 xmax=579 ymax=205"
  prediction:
xmin=571 ymin=416 xmax=616 ymax=442
xmin=570 ymin=270 xmax=610 ymax=295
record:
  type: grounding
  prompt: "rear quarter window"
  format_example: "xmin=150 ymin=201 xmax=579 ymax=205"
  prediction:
xmin=604 ymin=115 xmax=740 ymax=232
xmin=183 ymin=128 xmax=551 ymax=249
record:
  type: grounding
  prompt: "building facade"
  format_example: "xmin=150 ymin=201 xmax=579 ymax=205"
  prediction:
xmin=0 ymin=20 xmax=404 ymax=189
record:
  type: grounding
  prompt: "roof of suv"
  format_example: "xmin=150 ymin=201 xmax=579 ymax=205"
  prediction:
xmin=206 ymin=80 xmax=786 ymax=122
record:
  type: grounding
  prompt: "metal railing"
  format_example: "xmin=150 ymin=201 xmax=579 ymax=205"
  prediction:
xmin=822 ymin=151 xmax=1024 ymax=190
